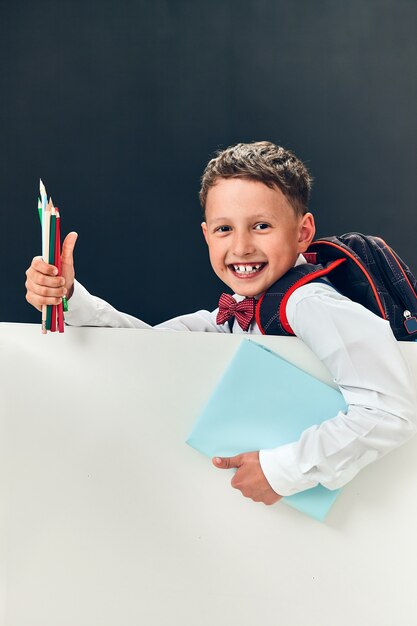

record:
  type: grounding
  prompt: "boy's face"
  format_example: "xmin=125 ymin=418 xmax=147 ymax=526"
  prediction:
xmin=201 ymin=177 xmax=316 ymax=297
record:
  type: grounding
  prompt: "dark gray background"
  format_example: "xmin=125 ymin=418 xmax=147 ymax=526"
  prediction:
xmin=1 ymin=0 xmax=416 ymax=324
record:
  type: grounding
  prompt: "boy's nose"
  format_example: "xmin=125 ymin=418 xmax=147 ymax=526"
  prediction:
xmin=232 ymin=232 xmax=256 ymax=257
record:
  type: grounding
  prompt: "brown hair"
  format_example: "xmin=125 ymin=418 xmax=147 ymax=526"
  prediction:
xmin=199 ymin=141 xmax=313 ymax=218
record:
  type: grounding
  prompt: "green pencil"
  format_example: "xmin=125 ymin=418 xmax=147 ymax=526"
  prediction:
xmin=46 ymin=208 xmax=56 ymax=330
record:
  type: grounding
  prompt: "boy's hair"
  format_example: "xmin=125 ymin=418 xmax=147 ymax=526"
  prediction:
xmin=199 ymin=141 xmax=313 ymax=218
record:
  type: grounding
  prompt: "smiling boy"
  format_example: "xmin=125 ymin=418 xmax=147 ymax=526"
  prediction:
xmin=25 ymin=141 xmax=417 ymax=505
xmin=201 ymin=177 xmax=315 ymax=299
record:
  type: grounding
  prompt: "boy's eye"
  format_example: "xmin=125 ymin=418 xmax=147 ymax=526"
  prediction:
xmin=216 ymin=225 xmax=231 ymax=233
xmin=254 ymin=223 xmax=270 ymax=230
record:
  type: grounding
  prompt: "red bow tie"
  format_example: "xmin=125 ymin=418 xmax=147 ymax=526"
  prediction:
xmin=216 ymin=293 xmax=256 ymax=331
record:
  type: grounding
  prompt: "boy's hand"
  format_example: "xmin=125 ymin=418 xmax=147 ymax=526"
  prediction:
xmin=25 ymin=232 xmax=78 ymax=312
xmin=213 ymin=452 xmax=282 ymax=505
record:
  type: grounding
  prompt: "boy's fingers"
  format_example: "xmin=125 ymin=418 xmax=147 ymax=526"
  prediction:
xmin=60 ymin=232 xmax=78 ymax=299
xmin=25 ymin=249 xmax=68 ymax=313
xmin=30 ymin=256 xmax=58 ymax=276
xmin=25 ymin=276 xmax=66 ymax=296
xmin=61 ymin=232 xmax=78 ymax=266
xmin=25 ymin=270 xmax=65 ymax=289
xmin=25 ymin=292 xmax=63 ymax=310
xmin=213 ymin=455 xmax=242 ymax=469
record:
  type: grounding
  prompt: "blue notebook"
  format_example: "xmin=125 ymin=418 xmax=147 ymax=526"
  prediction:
xmin=186 ymin=339 xmax=347 ymax=521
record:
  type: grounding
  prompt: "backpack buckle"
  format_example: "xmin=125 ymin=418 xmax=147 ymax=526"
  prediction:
xmin=404 ymin=310 xmax=417 ymax=334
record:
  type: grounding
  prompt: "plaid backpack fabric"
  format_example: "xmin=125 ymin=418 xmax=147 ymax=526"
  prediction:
xmin=255 ymin=232 xmax=417 ymax=342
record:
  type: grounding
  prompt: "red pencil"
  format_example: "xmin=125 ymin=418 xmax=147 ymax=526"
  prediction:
xmin=56 ymin=209 xmax=65 ymax=333
xmin=51 ymin=207 xmax=57 ymax=331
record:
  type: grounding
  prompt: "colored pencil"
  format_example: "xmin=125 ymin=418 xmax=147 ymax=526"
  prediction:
xmin=46 ymin=201 xmax=56 ymax=331
xmin=39 ymin=181 xmax=48 ymax=333
xmin=41 ymin=189 xmax=51 ymax=334
xmin=56 ymin=209 xmax=65 ymax=333
xmin=50 ymin=201 xmax=58 ymax=332
xmin=38 ymin=180 xmax=65 ymax=334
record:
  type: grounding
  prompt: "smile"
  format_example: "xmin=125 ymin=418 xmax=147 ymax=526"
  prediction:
xmin=229 ymin=263 xmax=267 ymax=277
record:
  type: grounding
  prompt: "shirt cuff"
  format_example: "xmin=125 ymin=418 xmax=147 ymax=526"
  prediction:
xmin=259 ymin=444 xmax=319 ymax=497
xmin=64 ymin=280 xmax=99 ymax=326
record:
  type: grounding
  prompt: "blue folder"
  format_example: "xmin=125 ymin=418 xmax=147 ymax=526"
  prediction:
xmin=186 ymin=339 xmax=347 ymax=521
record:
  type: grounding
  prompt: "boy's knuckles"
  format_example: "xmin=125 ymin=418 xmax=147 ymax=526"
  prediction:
xmin=39 ymin=285 xmax=54 ymax=297
xmin=32 ymin=257 xmax=44 ymax=269
xmin=38 ymin=276 xmax=56 ymax=288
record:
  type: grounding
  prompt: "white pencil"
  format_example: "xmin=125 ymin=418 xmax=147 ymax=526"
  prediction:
xmin=39 ymin=179 xmax=49 ymax=334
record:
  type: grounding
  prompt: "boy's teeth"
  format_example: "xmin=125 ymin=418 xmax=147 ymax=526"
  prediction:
xmin=233 ymin=264 xmax=263 ymax=273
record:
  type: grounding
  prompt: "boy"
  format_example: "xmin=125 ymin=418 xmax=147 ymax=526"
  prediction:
xmin=25 ymin=141 xmax=417 ymax=506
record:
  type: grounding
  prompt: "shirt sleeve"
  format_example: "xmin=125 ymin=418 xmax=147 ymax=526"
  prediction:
xmin=64 ymin=280 xmax=229 ymax=333
xmin=259 ymin=282 xmax=417 ymax=496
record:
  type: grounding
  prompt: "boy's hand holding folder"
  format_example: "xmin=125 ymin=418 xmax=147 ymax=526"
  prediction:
xmin=213 ymin=452 xmax=282 ymax=505
xmin=187 ymin=339 xmax=347 ymax=521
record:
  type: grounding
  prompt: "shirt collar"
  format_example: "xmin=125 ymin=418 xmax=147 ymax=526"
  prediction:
xmin=234 ymin=254 xmax=307 ymax=302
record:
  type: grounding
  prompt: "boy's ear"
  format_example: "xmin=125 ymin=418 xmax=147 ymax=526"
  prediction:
xmin=297 ymin=212 xmax=316 ymax=253
xmin=201 ymin=221 xmax=209 ymax=245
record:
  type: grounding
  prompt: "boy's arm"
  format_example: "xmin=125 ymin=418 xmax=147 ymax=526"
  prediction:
xmin=65 ymin=280 xmax=230 ymax=333
xmin=258 ymin=282 xmax=417 ymax=497
xmin=25 ymin=233 xmax=229 ymax=331
xmin=65 ymin=281 xmax=230 ymax=332
xmin=64 ymin=280 xmax=153 ymax=329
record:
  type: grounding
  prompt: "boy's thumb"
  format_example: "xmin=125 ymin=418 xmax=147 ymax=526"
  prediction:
xmin=61 ymin=232 xmax=78 ymax=266
xmin=213 ymin=455 xmax=241 ymax=470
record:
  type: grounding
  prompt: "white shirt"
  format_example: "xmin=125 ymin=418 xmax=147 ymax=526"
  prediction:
xmin=65 ymin=256 xmax=417 ymax=496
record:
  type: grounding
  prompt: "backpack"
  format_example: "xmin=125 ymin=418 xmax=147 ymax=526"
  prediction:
xmin=255 ymin=232 xmax=417 ymax=342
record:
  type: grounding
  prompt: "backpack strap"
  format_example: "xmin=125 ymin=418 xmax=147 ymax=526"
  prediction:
xmin=310 ymin=234 xmax=417 ymax=340
xmin=309 ymin=235 xmax=387 ymax=319
xmin=256 ymin=232 xmax=417 ymax=340
xmin=255 ymin=258 xmax=346 ymax=335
